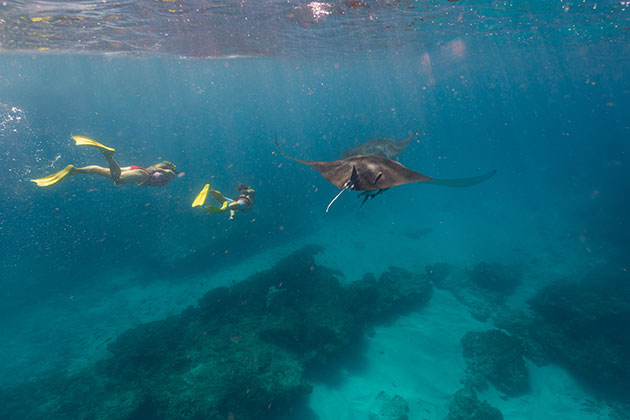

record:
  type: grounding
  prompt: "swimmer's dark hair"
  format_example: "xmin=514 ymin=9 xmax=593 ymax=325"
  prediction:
xmin=148 ymin=161 xmax=178 ymax=174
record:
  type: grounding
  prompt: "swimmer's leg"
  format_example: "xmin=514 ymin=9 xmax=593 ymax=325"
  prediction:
xmin=71 ymin=165 xmax=112 ymax=179
xmin=209 ymin=189 xmax=228 ymax=203
xmin=100 ymin=150 xmax=121 ymax=185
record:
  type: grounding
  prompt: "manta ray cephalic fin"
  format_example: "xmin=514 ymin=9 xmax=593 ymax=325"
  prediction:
xmin=326 ymin=166 xmax=358 ymax=213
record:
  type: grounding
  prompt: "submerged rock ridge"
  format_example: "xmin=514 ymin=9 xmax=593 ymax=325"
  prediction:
xmin=426 ymin=262 xmax=521 ymax=322
xmin=368 ymin=391 xmax=410 ymax=420
xmin=467 ymin=262 xmax=522 ymax=295
xmin=445 ymin=386 xmax=503 ymax=420
xmin=461 ymin=329 xmax=531 ymax=397
xmin=0 ymin=245 xmax=437 ymax=420
xmin=498 ymin=266 xmax=630 ymax=402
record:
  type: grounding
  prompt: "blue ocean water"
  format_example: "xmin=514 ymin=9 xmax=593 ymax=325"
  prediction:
xmin=0 ymin=1 xmax=629 ymax=419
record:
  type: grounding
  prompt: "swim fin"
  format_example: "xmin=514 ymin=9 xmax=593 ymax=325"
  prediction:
xmin=204 ymin=201 xmax=228 ymax=214
xmin=192 ymin=184 xmax=210 ymax=207
xmin=72 ymin=136 xmax=115 ymax=153
xmin=31 ymin=164 xmax=75 ymax=187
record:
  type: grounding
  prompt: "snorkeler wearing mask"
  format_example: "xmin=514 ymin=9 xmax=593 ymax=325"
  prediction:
xmin=31 ymin=136 xmax=179 ymax=188
xmin=192 ymin=183 xmax=255 ymax=221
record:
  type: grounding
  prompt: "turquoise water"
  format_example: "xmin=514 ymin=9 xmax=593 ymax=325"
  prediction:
xmin=0 ymin=1 xmax=629 ymax=419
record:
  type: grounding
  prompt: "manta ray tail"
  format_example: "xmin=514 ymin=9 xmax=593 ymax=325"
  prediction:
xmin=425 ymin=170 xmax=496 ymax=187
xmin=274 ymin=135 xmax=303 ymax=164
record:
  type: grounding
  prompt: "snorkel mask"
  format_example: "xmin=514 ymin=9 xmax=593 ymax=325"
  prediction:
xmin=161 ymin=161 xmax=178 ymax=174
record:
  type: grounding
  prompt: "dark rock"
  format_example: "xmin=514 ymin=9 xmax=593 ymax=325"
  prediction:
xmin=451 ymin=288 xmax=503 ymax=323
xmin=468 ymin=262 xmax=521 ymax=295
xmin=609 ymin=401 xmax=630 ymax=420
xmin=446 ymin=386 xmax=503 ymax=420
xmin=368 ymin=391 xmax=409 ymax=420
xmin=432 ymin=271 xmax=504 ymax=322
xmin=493 ymin=310 xmax=547 ymax=366
xmin=0 ymin=245 xmax=435 ymax=420
xmin=461 ymin=329 xmax=530 ymax=397
xmin=348 ymin=266 xmax=434 ymax=325
xmin=425 ymin=263 xmax=452 ymax=288
xmin=426 ymin=263 xmax=518 ymax=322
xmin=524 ymin=266 xmax=630 ymax=400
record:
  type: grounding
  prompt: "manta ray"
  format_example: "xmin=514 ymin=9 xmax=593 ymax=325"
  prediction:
xmin=341 ymin=129 xmax=419 ymax=206
xmin=341 ymin=132 xmax=417 ymax=159
xmin=275 ymin=137 xmax=496 ymax=212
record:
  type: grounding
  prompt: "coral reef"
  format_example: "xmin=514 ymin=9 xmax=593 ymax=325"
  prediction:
xmin=368 ymin=391 xmax=409 ymax=420
xmin=460 ymin=329 xmax=530 ymax=397
xmin=521 ymin=266 xmax=630 ymax=400
xmin=347 ymin=266 xmax=434 ymax=325
xmin=495 ymin=265 xmax=630 ymax=401
xmin=426 ymin=262 xmax=518 ymax=322
xmin=493 ymin=309 xmax=547 ymax=366
xmin=445 ymin=386 xmax=503 ymax=420
xmin=0 ymin=245 xmax=438 ymax=420
xmin=467 ymin=262 xmax=521 ymax=295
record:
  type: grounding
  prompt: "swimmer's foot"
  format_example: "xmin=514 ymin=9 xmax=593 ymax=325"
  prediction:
xmin=72 ymin=136 xmax=115 ymax=155
xmin=31 ymin=164 xmax=75 ymax=187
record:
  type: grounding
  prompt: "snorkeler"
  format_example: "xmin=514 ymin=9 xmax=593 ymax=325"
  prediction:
xmin=31 ymin=136 xmax=178 ymax=187
xmin=192 ymin=183 xmax=255 ymax=221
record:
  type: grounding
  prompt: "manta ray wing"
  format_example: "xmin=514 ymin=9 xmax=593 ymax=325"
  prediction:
xmin=425 ymin=170 xmax=497 ymax=187
xmin=341 ymin=132 xmax=417 ymax=159
xmin=275 ymin=136 xmax=495 ymax=198
xmin=276 ymin=136 xmax=434 ymax=191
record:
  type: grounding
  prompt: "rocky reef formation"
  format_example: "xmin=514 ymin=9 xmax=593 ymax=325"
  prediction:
xmin=498 ymin=265 xmax=630 ymax=401
xmin=0 ymin=245 xmax=437 ymax=420
xmin=368 ymin=391 xmax=409 ymax=420
xmin=445 ymin=386 xmax=503 ymax=420
xmin=427 ymin=262 xmax=521 ymax=322
xmin=467 ymin=262 xmax=521 ymax=295
xmin=460 ymin=329 xmax=530 ymax=397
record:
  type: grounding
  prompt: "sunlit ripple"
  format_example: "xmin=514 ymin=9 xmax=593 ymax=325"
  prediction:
xmin=0 ymin=0 xmax=627 ymax=57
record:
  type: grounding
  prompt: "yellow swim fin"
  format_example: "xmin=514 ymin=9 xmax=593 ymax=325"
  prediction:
xmin=192 ymin=184 xmax=210 ymax=207
xmin=31 ymin=164 xmax=74 ymax=187
xmin=204 ymin=201 xmax=228 ymax=214
xmin=72 ymin=136 xmax=115 ymax=153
